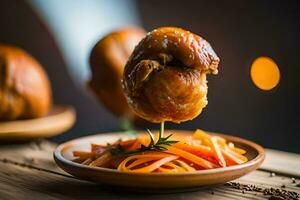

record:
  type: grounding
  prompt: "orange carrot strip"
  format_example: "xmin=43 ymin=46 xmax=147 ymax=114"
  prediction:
xmin=230 ymin=146 xmax=247 ymax=155
xmin=193 ymin=129 xmax=211 ymax=141
xmin=118 ymin=139 xmax=138 ymax=147
xmin=137 ymin=135 xmax=153 ymax=147
xmin=118 ymin=154 xmax=178 ymax=173
xmin=89 ymin=152 xmax=112 ymax=167
xmin=221 ymin=149 xmax=245 ymax=165
xmin=163 ymin=162 xmax=186 ymax=172
xmin=228 ymin=142 xmax=235 ymax=148
xmin=193 ymin=129 xmax=227 ymax=145
xmin=91 ymin=143 xmax=105 ymax=149
xmin=209 ymin=137 xmax=226 ymax=167
xmin=174 ymin=160 xmax=196 ymax=172
xmin=91 ymin=144 xmax=106 ymax=154
xmin=215 ymin=136 xmax=226 ymax=145
xmin=173 ymin=142 xmax=215 ymax=162
xmin=117 ymin=153 xmax=172 ymax=171
xmin=174 ymin=142 xmax=213 ymax=156
xmin=158 ymin=166 xmax=178 ymax=173
xmin=127 ymin=140 xmax=142 ymax=151
xmin=228 ymin=142 xmax=247 ymax=154
xmin=130 ymin=156 xmax=178 ymax=173
xmin=166 ymin=146 xmax=217 ymax=169
xmin=158 ymin=160 xmax=196 ymax=173
xmin=73 ymin=151 xmax=94 ymax=159
xmin=193 ymin=129 xmax=246 ymax=167
xmin=225 ymin=147 xmax=248 ymax=162
xmin=82 ymin=157 xmax=93 ymax=165
xmin=126 ymin=158 xmax=153 ymax=169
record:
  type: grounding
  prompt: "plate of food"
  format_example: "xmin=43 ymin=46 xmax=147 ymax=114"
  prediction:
xmin=54 ymin=26 xmax=265 ymax=190
xmin=54 ymin=129 xmax=264 ymax=189
xmin=0 ymin=44 xmax=75 ymax=140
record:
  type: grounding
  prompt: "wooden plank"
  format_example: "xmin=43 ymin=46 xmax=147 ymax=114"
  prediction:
xmin=0 ymin=161 xmax=265 ymax=200
xmin=261 ymin=149 xmax=300 ymax=177
xmin=0 ymin=140 xmax=62 ymax=173
xmin=0 ymin=141 xmax=299 ymax=200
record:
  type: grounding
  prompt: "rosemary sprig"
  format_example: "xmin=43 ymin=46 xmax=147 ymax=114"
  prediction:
xmin=108 ymin=122 xmax=178 ymax=156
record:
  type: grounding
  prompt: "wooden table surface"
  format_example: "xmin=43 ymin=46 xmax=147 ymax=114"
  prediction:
xmin=0 ymin=140 xmax=299 ymax=200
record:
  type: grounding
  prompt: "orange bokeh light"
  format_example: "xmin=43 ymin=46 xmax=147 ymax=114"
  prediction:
xmin=250 ymin=57 xmax=280 ymax=90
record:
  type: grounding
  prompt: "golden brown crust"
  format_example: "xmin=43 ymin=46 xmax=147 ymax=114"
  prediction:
xmin=0 ymin=44 xmax=52 ymax=121
xmin=89 ymin=27 xmax=146 ymax=119
xmin=123 ymin=27 xmax=220 ymax=123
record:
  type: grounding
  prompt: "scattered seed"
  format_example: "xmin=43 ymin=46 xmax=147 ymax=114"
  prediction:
xmin=269 ymin=196 xmax=285 ymax=200
xmin=225 ymin=182 xmax=299 ymax=200
xmin=270 ymin=172 xmax=276 ymax=177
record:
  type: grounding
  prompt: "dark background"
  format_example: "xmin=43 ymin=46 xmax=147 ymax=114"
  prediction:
xmin=136 ymin=1 xmax=300 ymax=153
xmin=0 ymin=0 xmax=299 ymax=153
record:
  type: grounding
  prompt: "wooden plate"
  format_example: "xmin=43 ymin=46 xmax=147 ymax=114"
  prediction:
xmin=0 ymin=105 xmax=76 ymax=140
xmin=54 ymin=131 xmax=265 ymax=190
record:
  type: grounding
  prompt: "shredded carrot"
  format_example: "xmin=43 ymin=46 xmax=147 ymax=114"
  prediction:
xmin=118 ymin=139 xmax=138 ymax=147
xmin=118 ymin=153 xmax=178 ymax=173
xmin=89 ymin=152 xmax=112 ymax=167
xmin=209 ymin=137 xmax=226 ymax=167
xmin=193 ymin=129 xmax=226 ymax=145
xmin=72 ymin=129 xmax=248 ymax=173
xmin=126 ymin=157 xmax=153 ymax=169
xmin=161 ymin=163 xmax=186 ymax=172
xmin=73 ymin=151 xmax=94 ymax=160
xmin=127 ymin=140 xmax=142 ymax=151
xmin=157 ymin=166 xmax=178 ymax=173
xmin=225 ymin=147 xmax=248 ymax=162
xmin=166 ymin=146 xmax=217 ymax=169
xmin=91 ymin=143 xmax=105 ymax=152
xmin=173 ymin=142 xmax=214 ymax=158
xmin=222 ymin=149 xmax=245 ymax=165
xmin=173 ymin=160 xmax=196 ymax=172
xmin=82 ymin=157 xmax=93 ymax=165
xmin=230 ymin=146 xmax=247 ymax=155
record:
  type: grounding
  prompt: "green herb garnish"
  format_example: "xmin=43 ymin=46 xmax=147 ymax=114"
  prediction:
xmin=108 ymin=122 xmax=178 ymax=156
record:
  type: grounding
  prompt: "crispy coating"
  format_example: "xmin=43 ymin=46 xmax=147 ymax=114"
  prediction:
xmin=123 ymin=27 xmax=220 ymax=123
xmin=89 ymin=27 xmax=146 ymax=120
xmin=0 ymin=44 xmax=51 ymax=120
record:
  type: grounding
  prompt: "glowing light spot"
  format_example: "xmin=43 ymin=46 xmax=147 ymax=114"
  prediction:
xmin=250 ymin=57 xmax=280 ymax=90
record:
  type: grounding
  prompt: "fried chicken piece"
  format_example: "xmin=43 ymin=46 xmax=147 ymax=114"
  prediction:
xmin=123 ymin=27 xmax=219 ymax=123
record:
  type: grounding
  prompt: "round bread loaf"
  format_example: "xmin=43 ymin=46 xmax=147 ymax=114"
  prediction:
xmin=89 ymin=27 xmax=146 ymax=120
xmin=0 ymin=44 xmax=51 ymax=121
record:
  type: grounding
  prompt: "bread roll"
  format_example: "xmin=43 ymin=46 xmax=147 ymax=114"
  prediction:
xmin=0 ymin=44 xmax=51 ymax=120
xmin=89 ymin=27 xmax=146 ymax=120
